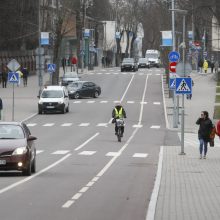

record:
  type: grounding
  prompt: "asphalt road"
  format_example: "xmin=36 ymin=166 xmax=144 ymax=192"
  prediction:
xmin=0 ymin=67 xmax=179 ymax=220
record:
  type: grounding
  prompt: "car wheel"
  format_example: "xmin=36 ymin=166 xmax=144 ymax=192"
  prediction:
xmin=66 ymin=104 xmax=69 ymax=112
xmin=74 ymin=92 xmax=80 ymax=99
xmin=38 ymin=108 xmax=42 ymax=114
xmin=31 ymin=157 xmax=36 ymax=173
xmin=22 ymin=161 xmax=32 ymax=176
xmin=94 ymin=91 xmax=99 ymax=98
xmin=61 ymin=106 xmax=65 ymax=114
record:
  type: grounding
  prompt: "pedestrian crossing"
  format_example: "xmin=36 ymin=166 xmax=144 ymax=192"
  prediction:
xmin=72 ymin=100 xmax=161 ymax=105
xmin=27 ymin=122 xmax=162 ymax=129
xmin=36 ymin=149 xmax=149 ymax=158
xmin=85 ymin=68 xmax=162 ymax=76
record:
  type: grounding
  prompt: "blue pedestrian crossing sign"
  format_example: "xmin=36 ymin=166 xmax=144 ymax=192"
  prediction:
xmin=47 ymin=64 xmax=56 ymax=72
xmin=8 ymin=72 xmax=19 ymax=83
xmin=169 ymin=78 xmax=176 ymax=90
xmin=175 ymin=77 xmax=192 ymax=94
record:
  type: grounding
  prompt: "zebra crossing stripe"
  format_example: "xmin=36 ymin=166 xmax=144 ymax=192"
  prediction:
xmin=100 ymin=101 xmax=108 ymax=103
xmin=52 ymin=150 xmax=70 ymax=155
xmin=151 ymin=125 xmax=161 ymax=129
xmin=106 ymin=152 xmax=121 ymax=157
xmin=133 ymin=153 xmax=148 ymax=158
xmin=87 ymin=101 xmax=95 ymax=103
xmin=36 ymin=150 xmax=44 ymax=155
xmin=153 ymin=102 xmax=161 ymax=105
xmin=79 ymin=151 xmax=96 ymax=156
xmin=61 ymin=123 xmax=72 ymax=126
xmin=97 ymin=123 xmax=108 ymax=127
xmin=27 ymin=123 xmax=37 ymax=127
xmin=127 ymin=101 xmax=135 ymax=104
xmin=73 ymin=101 xmax=82 ymax=103
xmin=79 ymin=123 xmax=90 ymax=127
xmin=43 ymin=123 xmax=55 ymax=127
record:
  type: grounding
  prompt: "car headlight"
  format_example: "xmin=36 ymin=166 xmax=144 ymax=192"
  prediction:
xmin=58 ymin=101 xmax=64 ymax=104
xmin=39 ymin=100 xmax=43 ymax=104
xmin=69 ymin=91 xmax=75 ymax=94
xmin=12 ymin=147 xmax=28 ymax=155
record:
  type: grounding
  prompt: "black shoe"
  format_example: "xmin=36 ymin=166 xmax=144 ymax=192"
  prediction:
xmin=115 ymin=132 xmax=117 ymax=135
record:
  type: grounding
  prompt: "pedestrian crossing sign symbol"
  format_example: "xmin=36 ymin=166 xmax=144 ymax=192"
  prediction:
xmin=47 ymin=64 xmax=56 ymax=72
xmin=8 ymin=72 xmax=19 ymax=83
xmin=175 ymin=77 xmax=192 ymax=94
xmin=169 ymin=78 xmax=176 ymax=90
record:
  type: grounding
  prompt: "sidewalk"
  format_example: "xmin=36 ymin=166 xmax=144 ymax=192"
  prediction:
xmin=153 ymin=70 xmax=220 ymax=220
xmin=0 ymin=73 xmax=50 ymax=122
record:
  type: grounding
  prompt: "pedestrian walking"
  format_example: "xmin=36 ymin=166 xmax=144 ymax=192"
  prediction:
xmin=0 ymin=97 xmax=2 ymax=120
xmin=214 ymin=60 xmax=219 ymax=73
xmin=2 ymin=66 xmax=8 ymax=88
xmin=210 ymin=61 xmax=215 ymax=73
xmin=102 ymin=56 xmax=105 ymax=68
xmin=203 ymin=60 xmax=208 ymax=73
xmin=196 ymin=111 xmax=213 ymax=159
xmin=198 ymin=59 xmax=203 ymax=73
xmin=21 ymin=67 xmax=29 ymax=87
xmin=186 ymin=76 xmax=194 ymax=100
xmin=62 ymin=57 xmax=66 ymax=73
xmin=71 ymin=55 xmax=78 ymax=72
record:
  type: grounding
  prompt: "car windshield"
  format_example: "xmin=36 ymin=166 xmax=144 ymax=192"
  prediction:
xmin=63 ymin=72 xmax=78 ymax=78
xmin=67 ymin=82 xmax=83 ymax=89
xmin=145 ymin=54 xmax=158 ymax=59
xmin=41 ymin=90 xmax=63 ymax=98
xmin=0 ymin=125 xmax=24 ymax=139
xmin=122 ymin=58 xmax=134 ymax=63
xmin=139 ymin=58 xmax=148 ymax=62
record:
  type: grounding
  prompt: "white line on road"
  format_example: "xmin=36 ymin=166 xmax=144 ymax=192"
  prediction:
xmin=61 ymin=123 xmax=72 ymax=126
xmin=27 ymin=123 xmax=37 ymax=127
xmin=0 ymin=154 xmax=71 ymax=195
xmin=79 ymin=151 xmax=96 ymax=156
xmin=120 ymin=75 xmax=135 ymax=102
xmin=150 ymin=125 xmax=161 ymax=129
xmin=61 ymin=74 xmax=149 ymax=209
xmin=145 ymin=146 xmax=164 ymax=220
xmin=52 ymin=150 xmax=70 ymax=155
xmin=78 ymin=123 xmax=90 ymax=127
xmin=74 ymin=132 xmax=99 ymax=151
xmin=43 ymin=123 xmax=55 ymax=127
xmin=133 ymin=153 xmax=148 ymax=158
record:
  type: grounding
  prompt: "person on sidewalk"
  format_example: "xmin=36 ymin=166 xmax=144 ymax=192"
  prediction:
xmin=214 ymin=60 xmax=219 ymax=73
xmin=210 ymin=61 xmax=215 ymax=73
xmin=196 ymin=111 xmax=213 ymax=159
xmin=0 ymin=98 xmax=2 ymax=120
xmin=2 ymin=67 xmax=7 ymax=88
xmin=198 ymin=59 xmax=203 ymax=73
xmin=71 ymin=55 xmax=78 ymax=72
xmin=21 ymin=67 xmax=29 ymax=87
xmin=203 ymin=60 xmax=209 ymax=73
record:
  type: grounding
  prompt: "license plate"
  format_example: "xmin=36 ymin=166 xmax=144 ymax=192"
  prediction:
xmin=0 ymin=160 xmax=6 ymax=165
xmin=46 ymin=106 xmax=55 ymax=109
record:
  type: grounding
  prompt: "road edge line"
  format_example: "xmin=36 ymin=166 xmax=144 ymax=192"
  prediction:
xmin=145 ymin=146 xmax=164 ymax=220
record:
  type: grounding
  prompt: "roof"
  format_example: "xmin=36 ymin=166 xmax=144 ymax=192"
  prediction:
xmin=43 ymin=86 xmax=65 ymax=91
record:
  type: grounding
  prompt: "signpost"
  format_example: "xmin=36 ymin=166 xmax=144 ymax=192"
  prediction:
xmin=7 ymin=59 xmax=20 ymax=121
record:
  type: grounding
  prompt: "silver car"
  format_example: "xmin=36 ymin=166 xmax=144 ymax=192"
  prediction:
xmin=61 ymin=71 xmax=80 ymax=86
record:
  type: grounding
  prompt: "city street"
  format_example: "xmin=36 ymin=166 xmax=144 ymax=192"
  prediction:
xmin=0 ymin=67 xmax=180 ymax=220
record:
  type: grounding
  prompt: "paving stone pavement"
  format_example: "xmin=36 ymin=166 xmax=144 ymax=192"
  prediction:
xmin=154 ymin=69 xmax=220 ymax=220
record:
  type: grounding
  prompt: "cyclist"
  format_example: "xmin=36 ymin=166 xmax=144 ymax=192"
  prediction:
xmin=112 ymin=102 xmax=127 ymax=136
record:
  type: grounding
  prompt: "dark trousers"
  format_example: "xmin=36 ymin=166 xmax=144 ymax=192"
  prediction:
xmin=2 ymin=80 xmax=7 ymax=88
xmin=23 ymin=77 xmax=28 ymax=86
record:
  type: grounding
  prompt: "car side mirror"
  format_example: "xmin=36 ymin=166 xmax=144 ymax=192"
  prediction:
xmin=28 ymin=135 xmax=37 ymax=141
xmin=37 ymin=95 xmax=40 ymax=98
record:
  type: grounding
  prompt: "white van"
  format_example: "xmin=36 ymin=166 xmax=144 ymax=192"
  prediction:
xmin=38 ymin=86 xmax=70 ymax=114
xmin=145 ymin=50 xmax=161 ymax=68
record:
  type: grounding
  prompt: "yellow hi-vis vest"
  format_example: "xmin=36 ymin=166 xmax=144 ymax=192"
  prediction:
xmin=114 ymin=107 xmax=123 ymax=118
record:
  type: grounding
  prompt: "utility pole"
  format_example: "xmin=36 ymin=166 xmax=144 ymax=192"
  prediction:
xmin=81 ymin=0 xmax=86 ymax=74
xmin=38 ymin=0 xmax=43 ymax=95
xmin=171 ymin=0 xmax=178 ymax=128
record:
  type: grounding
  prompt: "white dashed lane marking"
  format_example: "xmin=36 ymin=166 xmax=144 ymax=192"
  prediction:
xmin=79 ymin=151 xmax=96 ymax=156
xmin=43 ymin=123 xmax=55 ymax=127
xmin=151 ymin=125 xmax=161 ymax=129
xmin=27 ymin=123 xmax=37 ymax=127
xmin=36 ymin=150 xmax=44 ymax=155
xmin=97 ymin=123 xmax=108 ymax=127
xmin=61 ymin=123 xmax=72 ymax=126
xmin=106 ymin=152 xmax=121 ymax=157
xmin=87 ymin=100 xmax=95 ymax=103
xmin=133 ymin=124 xmax=143 ymax=128
xmin=73 ymin=101 xmax=82 ymax=103
xmin=52 ymin=150 xmax=70 ymax=155
xmin=133 ymin=153 xmax=148 ymax=158
xmin=127 ymin=101 xmax=135 ymax=104
xmin=78 ymin=123 xmax=90 ymax=127
xmin=100 ymin=101 xmax=108 ymax=103
xmin=153 ymin=102 xmax=161 ymax=105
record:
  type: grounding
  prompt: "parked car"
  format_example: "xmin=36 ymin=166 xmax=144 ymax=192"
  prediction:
xmin=138 ymin=58 xmax=150 ymax=68
xmin=61 ymin=71 xmax=80 ymax=86
xmin=121 ymin=58 xmax=138 ymax=72
xmin=0 ymin=122 xmax=37 ymax=176
xmin=38 ymin=85 xmax=69 ymax=114
xmin=67 ymin=81 xmax=101 ymax=99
